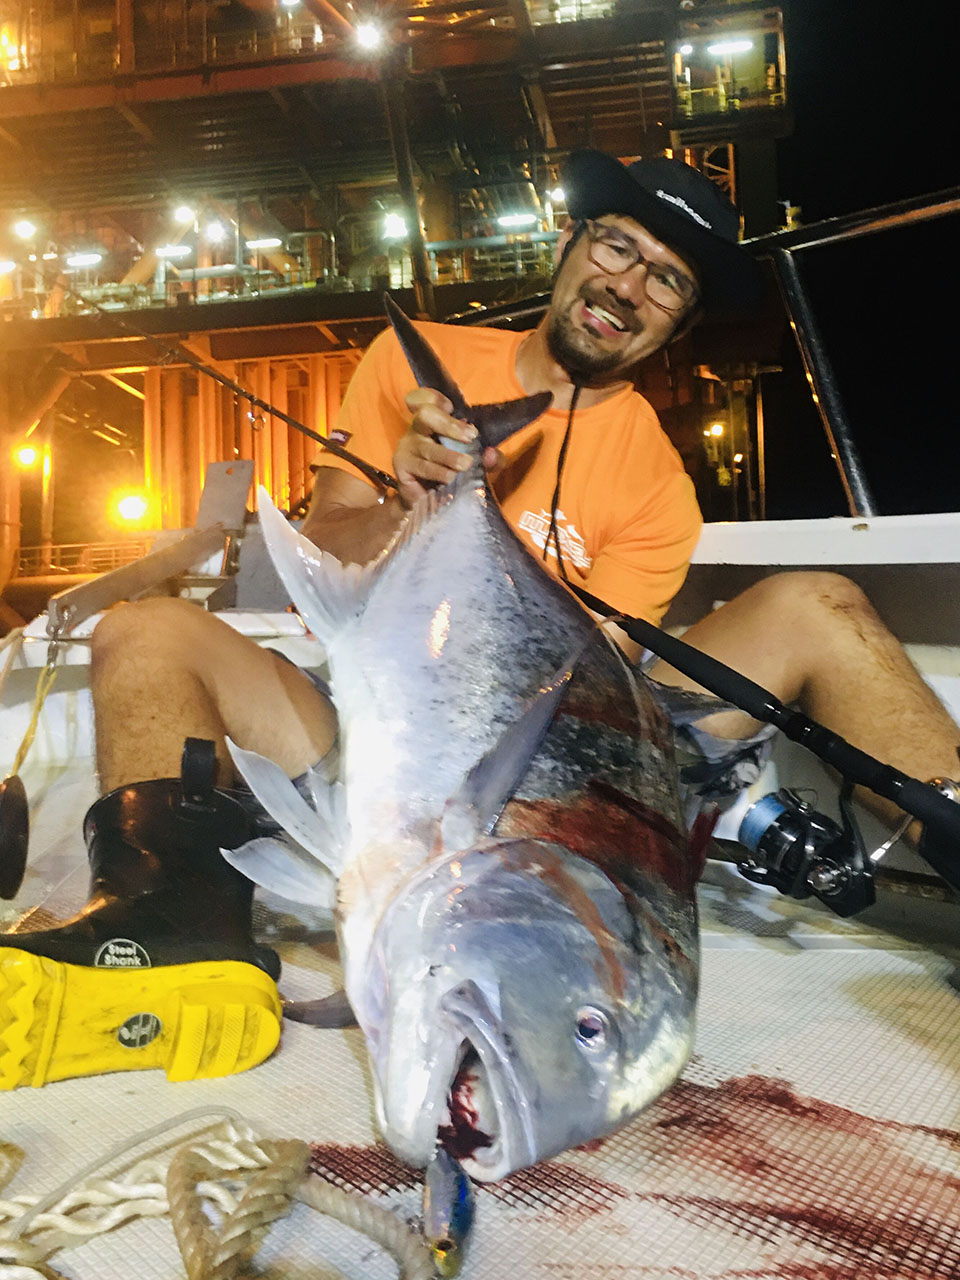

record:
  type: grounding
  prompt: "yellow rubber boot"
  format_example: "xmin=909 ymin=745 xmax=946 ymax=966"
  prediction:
xmin=0 ymin=757 xmax=284 ymax=1089
xmin=0 ymin=947 xmax=281 ymax=1089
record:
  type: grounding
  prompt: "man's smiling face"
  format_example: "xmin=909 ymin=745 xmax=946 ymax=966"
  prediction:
xmin=545 ymin=214 xmax=700 ymax=383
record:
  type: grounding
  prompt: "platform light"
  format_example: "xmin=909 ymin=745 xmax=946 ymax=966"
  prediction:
xmin=42 ymin=251 xmax=58 ymax=260
xmin=281 ymin=0 xmax=300 ymax=6
xmin=66 ymin=251 xmax=102 ymax=268
xmin=204 ymin=220 xmax=227 ymax=244
xmin=0 ymin=259 xmax=15 ymax=275
xmin=547 ymin=187 xmax=566 ymax=204
xmin=707 ymin=39 xmax=753 ymax=56
xmin=356 ymin=21 xmax=384 ymax=50
xmin=497 ymin=213 xmax=538 ymax=228
xmin=678 ymin=43 xmax=693 ymax=56
xmin=114 ymin=491 xmax=149 ymax=523
xmin=383 ymin=212 xmax=407 ymax=239
xmin=246 ymin=237 xmax=283 ymax=250
xmin=12 ymin=219 xmax=36 ymax=239
xmin=173 ymin=205 xmax=195 ymax=225
xmin=709 ymin=423 xmax=725 ymax=437
xmin=156 ymin=243 xmax=192 ymax=259
xmin=15 ymin=444 xmax=38 ymax=468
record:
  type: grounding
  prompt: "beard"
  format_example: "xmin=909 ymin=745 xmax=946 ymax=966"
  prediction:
xmin=545 ymin=291 xmax=640 ymax=382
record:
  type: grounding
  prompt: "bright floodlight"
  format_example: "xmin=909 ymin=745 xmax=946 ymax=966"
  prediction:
xmin=0 ymin=259 xmax=15 ymax=276
xmin=13 ymin=219 xmax=36 ymax=239
xmin=66 ymin=252 xmax=102 ymax=268
xmin=246 ymin=237 xmax=283 ymax=250
xmin=710 ymin=423 xmax=725 ymax=437
xmin=156 ymin=244 xmax=192 ymax=259
xmin=707 ymin=39 xmax=753 ymax=55
xmin=383 ymin=212 xmax=407 ymax=239
xmin=173 ymin=205 xmax=195 ymax=224
xmin=116 ymin=492 xmax=149 ymax=522
xmin=497 ymin=213 xmax=538 ymax=228
xmin=678 ymin=43 xmax=693 ymax=56
xmin=356 ymin=21 xmax=383 ymax=50
xmin=15 ymin=445 xmax=38 ymax=467
xmin=205 ymin=220 xmax=227 ymax=243
xmin=281 ymin=0 xmax=300 ymax=6
xmin=547 ymin=187 xmax=565 ymax=204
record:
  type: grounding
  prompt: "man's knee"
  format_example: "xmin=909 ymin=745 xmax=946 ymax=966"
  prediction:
xmin=91 ymin=598 xmax=215 ymax=667
xmin=742 ymin=571 xmax=875 ymax=628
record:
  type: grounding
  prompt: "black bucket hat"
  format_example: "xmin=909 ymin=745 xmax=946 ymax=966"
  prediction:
xmin=562 ymin=150 xmax=763 ymax=311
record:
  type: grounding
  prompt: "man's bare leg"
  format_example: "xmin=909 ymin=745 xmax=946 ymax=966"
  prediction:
xmin=91 ymin=597 xmax=336 ymax=792
xmin=648 ymin=572 xmax=960 ymax=837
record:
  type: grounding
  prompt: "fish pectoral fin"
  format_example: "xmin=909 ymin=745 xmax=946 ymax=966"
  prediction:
xmin=221 ymin=836 xmax=337 ymax=907
xmin=257 ymin=487 xmax=377 ymax=646
xmin=282 ymin=989 xmax=356 ymax=1027
xmin=471 ymin=393 xmax=553 ymax=449
xmin=226 ymin=738 xmax=345 ymax=875
xmin=448 ymin=635 xmax=597 ymax=835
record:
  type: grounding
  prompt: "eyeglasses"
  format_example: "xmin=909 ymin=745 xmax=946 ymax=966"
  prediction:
xmin=580 ymin=219 xmax=699 ymax=313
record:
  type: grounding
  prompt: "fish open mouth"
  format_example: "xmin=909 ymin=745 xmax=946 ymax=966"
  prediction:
xmin=438 ymin=1043 xmax=497 ymax=1163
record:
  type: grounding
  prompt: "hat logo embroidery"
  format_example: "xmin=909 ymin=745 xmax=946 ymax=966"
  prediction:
xmin=654 ymin=188 xmax=712 ymax=230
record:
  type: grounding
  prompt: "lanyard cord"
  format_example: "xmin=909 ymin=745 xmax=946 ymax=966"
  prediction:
xmin=542 ymin=383 xmax=582 ymax=584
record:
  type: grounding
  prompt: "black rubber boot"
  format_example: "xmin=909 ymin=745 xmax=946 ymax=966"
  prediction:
xmin=0 ymin=744 xmax=282 ymax=1090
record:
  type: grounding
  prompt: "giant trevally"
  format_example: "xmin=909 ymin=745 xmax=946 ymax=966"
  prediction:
xmin=225 ymin=298 xmax=705 ymax=1182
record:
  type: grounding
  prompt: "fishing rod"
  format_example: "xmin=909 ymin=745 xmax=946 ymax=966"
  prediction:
xmin=568 ymin=582 xmax=960 ymax=903
xmin=13 ymin=260 xmax=400 ymax=493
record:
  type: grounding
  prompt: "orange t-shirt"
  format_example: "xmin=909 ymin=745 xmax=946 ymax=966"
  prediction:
xmin=315 ymin=322 xmax=702 ymax=624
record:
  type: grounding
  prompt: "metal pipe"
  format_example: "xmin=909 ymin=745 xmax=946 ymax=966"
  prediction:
xmin=381 ymin=74 xmax=436 ymax=320
xmin=748 ymin=189 xmax=960 ymax=254
xmin=769 ymin=247 xmax=879 ymax=518
xmin=755 ymin=370 xmax=767 ymax=523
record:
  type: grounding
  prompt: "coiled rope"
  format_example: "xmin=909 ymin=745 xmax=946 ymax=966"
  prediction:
xmin=0 ymin=1107 xmax=437 ymax=1280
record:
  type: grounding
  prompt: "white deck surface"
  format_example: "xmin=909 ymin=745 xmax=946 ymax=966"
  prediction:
xmin=1 ymin=767 xmax=958 ymax=1280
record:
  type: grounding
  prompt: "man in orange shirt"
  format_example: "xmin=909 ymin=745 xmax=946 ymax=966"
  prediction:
xmin=3 ymin=151 xmax=956 ymax=1089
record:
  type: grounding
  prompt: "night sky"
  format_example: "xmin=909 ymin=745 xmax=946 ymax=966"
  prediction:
xmin=762 ymin=0 xmax=956 ymax=518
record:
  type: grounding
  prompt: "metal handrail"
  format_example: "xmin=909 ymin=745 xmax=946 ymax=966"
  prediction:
xmin=18 ymin=541 xmax=150 ymax=577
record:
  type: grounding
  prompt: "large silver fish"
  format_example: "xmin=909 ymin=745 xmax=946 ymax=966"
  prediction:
xmin=227 ymin=301 xmax=705 ymax=1182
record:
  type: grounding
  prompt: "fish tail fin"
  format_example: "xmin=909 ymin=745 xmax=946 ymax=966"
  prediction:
xmin=384 ymin=292 xmax=469 ymax=417
xmin=383 ymin=293 xmax=552 ymax=451
xmin=471 ymin=394 xmax=553 ymax=450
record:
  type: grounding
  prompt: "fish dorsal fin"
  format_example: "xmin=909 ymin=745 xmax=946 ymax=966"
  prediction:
xmin=221 ymin=834 xmax=337 ymax=908
xmin=226 ymin=737 xmax=346 ymax=876
xmin=258 ymin=488 xmax=377 ymax=647
xmin=383 ymin=293 xmax=551 ymax=453
xmin=439 ymin=631 xmax=600 ymax=852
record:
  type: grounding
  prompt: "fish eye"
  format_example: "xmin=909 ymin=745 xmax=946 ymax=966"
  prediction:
xmin=575 ymin=1007 xmax=609 ymax=1048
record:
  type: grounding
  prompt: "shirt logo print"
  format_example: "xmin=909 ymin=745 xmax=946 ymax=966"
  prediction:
xmin=517 ymin=508 xmax=592 ymax=570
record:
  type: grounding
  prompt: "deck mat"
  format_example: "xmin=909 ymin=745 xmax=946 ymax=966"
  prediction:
xmin=0 ymin=775 xmax=958 ymax=1279
xmin=1 ymin=898 xmax=957 ymax=1278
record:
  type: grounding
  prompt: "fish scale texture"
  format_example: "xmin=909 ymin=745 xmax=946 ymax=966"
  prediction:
xmin=3 ymin=885 xmax=958 ymax=1280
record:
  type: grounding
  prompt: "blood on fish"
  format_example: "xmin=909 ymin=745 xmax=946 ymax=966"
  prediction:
xmin=497 ymin=789 xmax=697 ymax=897
xmin=438 ymin=1059 xmax=495 ymax=1160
